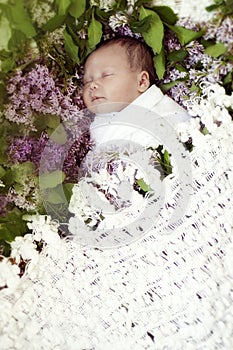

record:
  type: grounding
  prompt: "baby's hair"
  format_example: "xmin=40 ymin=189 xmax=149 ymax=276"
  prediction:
xmin=92 ymin=36 xmax=156 ymax=86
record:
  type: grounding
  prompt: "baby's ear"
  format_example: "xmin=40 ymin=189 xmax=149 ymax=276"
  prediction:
xmin=138 ymin=71 xmax=150 ymax=92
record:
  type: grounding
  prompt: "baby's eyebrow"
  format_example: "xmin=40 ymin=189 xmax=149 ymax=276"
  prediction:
xmin=83 ymin=77 xmax=92 ymax=85
xmin=83 ymin=74 xmax=91 ymax=81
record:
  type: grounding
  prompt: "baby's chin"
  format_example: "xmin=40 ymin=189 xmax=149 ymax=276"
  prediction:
xmin=87 ymin=101 xmax=129 ymax=115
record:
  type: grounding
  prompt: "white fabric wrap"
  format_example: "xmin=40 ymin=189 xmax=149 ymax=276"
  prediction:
xmin=0 ymin=109 xmax=232 ymax=349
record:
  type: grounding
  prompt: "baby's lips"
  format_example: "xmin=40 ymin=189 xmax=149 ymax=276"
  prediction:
xmin=91 ymin=96 xmax=104 ymax=103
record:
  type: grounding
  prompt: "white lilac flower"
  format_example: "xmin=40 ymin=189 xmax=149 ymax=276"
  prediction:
xmin=0 ymin=258 xmax=20 ymax=291
xmin=10 ymin=234 xmax=39 ymax=264
xmin=90 ymin=0 xmax=115 ymax=11
xmin=175 ymin=122 xmax=191 ymax=143
xmin=29 ymin=0 xmax=55 ymax=27
xmin=70 ymin=183 xmax=100 ymax=216
xmin=26 ymin=215 xmax=60 ymax=244
xmin=7 ymin=188 xmax=37 ymax=212
xmin=45 ymin=26 xmax=65 ymax=47
xmin=68 ymin=153 xmax=152 ymax=231
xmin=109 ymin=13 xmax=128 ymax=31
xmin=78 ymin=29 xmax=86 ymax=40
xmin=180 ymin=82 xmax=233 ymax=146
xmin=127 ymin=0 xmax=135 ymax=6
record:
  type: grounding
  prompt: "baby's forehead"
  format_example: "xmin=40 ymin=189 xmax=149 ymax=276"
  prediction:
xmin=84 ymin=44 xmax=128 ymax=69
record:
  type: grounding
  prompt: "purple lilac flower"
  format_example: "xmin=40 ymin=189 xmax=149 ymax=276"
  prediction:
xmin=185 ymin=42 xmax=206 ymax=67
xmin=5 ymin=65 xmax=62 ymax=126
xmin=166 ymin=82 xmax=195 ymax=108
xmin=204 ymin=17 xmax=233 ymax=52
xmin=163 ymin=28 xmax=182 ymax=52
xmin=37 ymin=140 xmax=68 ymax=174
xmin=115 ymin=24 xmax=142 ymax=39
xmin=176 ymin=18 xmax=201 ymax=31
xmin=5 ymin=64 xmax=87 ymax=133
xmin=63 ymin=132 xmax=94 ymax=182
xmin=8 ymin=132 xmax=66 ymax=174
xmin=0 ymin=194 xmax=11 ymax=217
xmin=8 ymin=133 xmax=47 ymax=168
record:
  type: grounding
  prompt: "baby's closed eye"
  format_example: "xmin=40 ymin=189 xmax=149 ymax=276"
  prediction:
xmin=102 ymin=73 xmax=114 ymax=78
xmin=83 ymin=78 xmax=92 ymax=86
xmin=83 ymin=73 xmax=114 ymax=86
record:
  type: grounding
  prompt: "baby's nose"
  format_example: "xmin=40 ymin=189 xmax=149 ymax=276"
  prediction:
xmin=90 ymin=80 xmax=98 ymax=90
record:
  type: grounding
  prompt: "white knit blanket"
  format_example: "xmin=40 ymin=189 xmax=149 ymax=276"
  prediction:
xmin=0 ymin=82 xmax=233 ymax=349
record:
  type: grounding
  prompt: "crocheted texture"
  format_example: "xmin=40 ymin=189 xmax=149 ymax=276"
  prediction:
xmin=0 ymin=95 xmax=232 ymax=349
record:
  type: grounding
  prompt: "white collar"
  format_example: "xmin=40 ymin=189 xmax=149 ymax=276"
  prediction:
xmin=123 ymin=84 xmax=163 ymax=113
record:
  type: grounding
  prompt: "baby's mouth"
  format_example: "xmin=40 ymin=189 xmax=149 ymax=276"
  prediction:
xmin=91 ymin=96 xmax=104 ymax=103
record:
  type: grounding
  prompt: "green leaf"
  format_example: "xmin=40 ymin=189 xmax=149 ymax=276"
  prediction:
xmin=0 ymin=165 xmax=6 ymax=179
xmin=153 ymin=47 xmax=165 ymax=79
xmin=46 ymin=182 xmax=74 ymax=204
xmin=63 ymin=29 xmax=79 ymax=63
xmin=205 ymin=3 xmax=222 ymax=12
xmin=8 ymin=28 xmax=27 ymax=53
xmin=0 ymin=15 xmax=11 ymax=50
xmin=167 ymin=25 xmax=204 ymax=45
xmin=55 ymin=0 xmax=72 ymax=15
xmin=139 ymin=6 xmax=164 ymax=54
xmin=69 ymin=0 xmax=86 ymax=18
xmin=12 ymin=162 xmax=35 ymax=184
xmin=2 ymin=168 xmax=15 ymax=187
xmin=0 ymin=240 xmax=11 ymax=257
xmin=130 ymin=15 xmax=153 ymax=33
xmin=47 ymin=123 xmax=67 ymax=145
xmin=47 ymin=189 xmax=66 ymax=204
xmin=7 ymin=0 xmax=36 ymax=38
xmin=136 ymin=178 xmax=151 ymax=192
xmin=39 ymin=170 xmax=66 ymax=189
xmin=113 ymin=0 xmax=127 ymax=11
xmin=152 ymin=6 xmax=178 ymax=25
xmin=46 ymin=114 xmax=61 ymax=129
xmin=155 ymin=145 xmax=173 ymax=176
xmin=63 ymin=182 xmax=74 ymax=202
xmin=163 ymin=149 xmax=170 ymax=165
xmin=205 ymin=42 xmax=227 ymax=58
xmin=95 ymin=7 xmax=111 ymax=21
xmin=167 ymin=49 xmax=188 ymax=63
xmin=88 ymin=12 xmax=102 ymax=49
xmin=202 ymin=126 xmax=209 ymax=135
xmin=223 ymin=0 xmax=233 ymax=15
xmin=160 ymin=80 xmax=183 ymax=93
xmin=0 ymin=57 xmax=15 ymax=73
xmin=42 ymin=15 xmax=66 ymax=32
xmin=33 ymin=113 xmax=49 ymax=133
xmin=0 ymin=208 xmax=28 ymax=242
xmin=223 ymin=71 xmax=232 ymax=84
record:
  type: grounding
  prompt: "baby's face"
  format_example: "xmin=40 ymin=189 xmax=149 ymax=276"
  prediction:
xmin=83 ymin=44 xmax=142 ymax=114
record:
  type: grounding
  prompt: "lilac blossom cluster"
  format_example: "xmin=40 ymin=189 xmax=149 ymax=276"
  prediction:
xmin=63 ymin=132 xmax=94 ymax=182
xmin=204 ymin=17 xmax=233 ymax=53
xmin=160 ymin=18 xmax=233 ymax=107
xmin=5 ymin=64 xmax=87 ymax=130
xmin=5 ymin=65 xmax=61 ymax=128
xmin=8 ymin=131 xmax=93 ymax=182
xmin=115 ymin=24 xmax=142 ymax=39
xmin=8 ymin=133 xmax=48 ymax=169
xmin=5 ymin=63 xmax=93 ymax=192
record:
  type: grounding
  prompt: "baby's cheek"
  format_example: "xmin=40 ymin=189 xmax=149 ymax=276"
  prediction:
xmin=82 ymin=91 xmax=88 ymax=106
